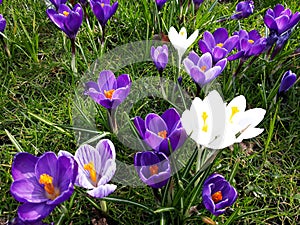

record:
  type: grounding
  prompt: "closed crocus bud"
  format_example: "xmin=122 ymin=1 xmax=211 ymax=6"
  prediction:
xmin=0 ymin=14 xmax=6 ymax=33
xmin=231 ymin=1 xmax=254 ymax=20
xmin=278 ymin=70 xmax=297 ymax=95
xmin=151 ymin=45 xmax=168 ymax=73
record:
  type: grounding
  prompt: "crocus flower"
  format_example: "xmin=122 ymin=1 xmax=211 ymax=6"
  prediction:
xmin=8 ymin=217 xmax=54 ymax=225
xmin=168 ymin=26 xmax=199 ymax=63
xmin=0 ymin=14 xmax=6 ymax=33
xmin=65 ymin=139 xmax=117 ymax=198
xmin=278 ymin=70 xmax=297 ymax=95
xmin=151 ymin=45 xmax=168 ymax=73
xmin=134 ymin=108 xmax=187 ymax=156
xmin=49 ymin=0 xmax=67 ymax=9
xmin=90 ymin=0 xmax=118 ymax=28
xmin=198 ymin=28 xmax=239 ymax=63
xmin=231 ymin=1 xmax=254 ymax=20
xmin=47 ymin=4 xmax=83 ymax=40
xmin=269 ymin=30 xmax=291 ymax=59
xmin=183 ymin=51 xmax=227 ymax=86
xmin=227 ymin=29 xmax=266 ymax=61
xmin=134 ymin=151 xmax=171 ymax=188
xmin=264 ymin=4 xmax=300 ymax=36
xmin=85 ymin=70 xmax=131 ymax=109
xmin=155 ymin=0 xmax=167 ymax=11
xmin=10 ymin=152 xmax=78 ymax=222
xmin=202 ymin=173 xmax=238 ymax=216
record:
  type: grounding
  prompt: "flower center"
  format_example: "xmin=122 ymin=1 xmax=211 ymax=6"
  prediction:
xmin=180 ymin=31 xmax=186 ymax=36
xmin=248 ymin=39 xmax=254 ymax=44
xmin=216 ymin=43 xmax=224 ymax=48
xmin=229 ymin=106 xmax=239 ymax=123
xmin=84 ymin=161 xmax=97 ymax=185
xmin=211 ymin=191 xmax=223 ymax=203
xmin=39 ymin=174 xmax=60 ymax=200
xmin=202 ymin=112 xmax=208 ymax=132
xmin=101 ymin=3 xmax=105 ymax=7
xmin=63 ymin=11 xmax=69 ymax=17
xmin=104 ymin=89 xmax=115 ymax=100
xmin=200 ymin=65 xmax=207 ymax=72
xmin=158 ymin=130 xmax=167 ymax=139
xmin=149 ymin=165 xmax=159 ymax=175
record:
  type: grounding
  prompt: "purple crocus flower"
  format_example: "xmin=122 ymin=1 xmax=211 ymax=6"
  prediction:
xmin=47 ymin=4 xmax=83 ymax=40
xmin=155 ymin=0 xmax=167 ymax=11
xmin=60 ymin=139 xmax=117 ymax=198
xmin=133 ymin=108 xmax=187 ymax=156
xmin=10 ymin=152 xmax=78 ymax=222
xmin=85 ymin=70 xmax=131 ymax=109
xmin=0 ymin=14 xmax=6 ymax=33
xmin=49 ymin=0 xmax=67 ymax=10
xmin=202 ymin=173 xmax=238 ymax=216
xmin=151 ymin=45 xmax=168 ymax=73
xmin=228 ymin=29 xmax=266 ymax=61
xmin=90 ymin=0 xmax=118 ymax=28
xmin=134 ymin=151 xmax=171 ymax=188
xmin=198 ymin=28 xmax=239 ymax=63
xmin=8 ymin=217 xmax=54 ymax=225
xmin=231 ymin=1 xmax=254 ymax=20
xmin=278 ymin=70 xmax=297 ymax=94
xmin=183 ymin=51 xmax=227 ymax=86
xmin=264 ymin=4 xmax=300 ymax=36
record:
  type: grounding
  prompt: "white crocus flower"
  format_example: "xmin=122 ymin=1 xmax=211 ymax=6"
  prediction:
xmin=168 ymin=26 xmax=199 ymax=63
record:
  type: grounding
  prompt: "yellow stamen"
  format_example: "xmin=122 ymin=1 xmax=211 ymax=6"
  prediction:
xmin=180 ymin=31 xmax=185 ymax=36
xmin=84 ymin=162 xmax=97 ymax=183
xmin=63 ymin=11 xmax=69 ymax=17
xmin=149 ymin=165 xmax=159 ymax=175
xmin=101 ymin=3 xmax=105 ymax=7
xmin=248 ymin=39 xmax=254 ymax=44
xmin=202 ymin=112 xmax=208 ymax=132
xmin=229 ymin=106 xmax=239 ymax=123
xmin=200 ymin=65 xmax=207 ymax=72
xmin=39 ymin=174 xmax=60 ymax=200
xmin=216 ymin=43 xmax=224 ymax=48
xmin=158 ymin=130 xmax=167 ymax=139
xmin=104 ymin=89 xmax=115 ymax=100
xmin=211 ymin=191 xmax=223 ymax=203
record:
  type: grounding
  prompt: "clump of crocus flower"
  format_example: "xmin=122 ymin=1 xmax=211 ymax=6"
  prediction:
xmin=202 ymin=173 xmax=238 ymax=216
xmin=134 ymin=108 xmax=187 ymax=156
xmin=231 ymin=1 xmax=254 ymax=20
xmin=198 ymin=28 xmax=239 ymax=63
xmin=183 ymin=51 xmax=227 ymax=87
xmin=90 ymin=0 xmax=118 ymax=44
xmin=134 ymin=151 xmax=171 ymax=188
xmin=150 ymin=44 xmax=168 ymax=75
xmin=10 ymin=152 xmax=78 ymax=223
xmin=278 ymin=70 xmax=297 ymax=97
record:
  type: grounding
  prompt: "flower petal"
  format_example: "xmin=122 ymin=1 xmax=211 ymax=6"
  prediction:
xmin=87 ymin=184 xmax=117 ymax=198
xmin=18 ymin=202 xmax=55 ymax=223
xmin=12 ymin=153 xmax=38 ymax=181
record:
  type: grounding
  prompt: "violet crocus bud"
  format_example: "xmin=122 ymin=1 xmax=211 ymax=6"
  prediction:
xmin=278 ymin=70 xmax=297 ymax=95
xmin=150 ymin=45 xmax=168 ymax=73
xmin=231 ymin=1 xmax=254 ymax=20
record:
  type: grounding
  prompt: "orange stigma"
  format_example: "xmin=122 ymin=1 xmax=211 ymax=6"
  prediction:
xmin=39 ymin=174 xmax=60 ymax=200
xmin=63 ymin=11 xmax=69 ymax=17
xmin=211 ymin=191 xmax=223 ymax=203
xmin=216 ymin=43 xmax=224 ymax=48
xmin=248 ymin=39 xmax=254 ymax=44
xmin=200 ymin=65 xmax=207 ymax=72
xmin=149 ymin=165 xmax=159 ymax=175
xmin=104 ymin=89 xmax=115 ymax=100
xmin=158 ymin=130 xmax=167 ymax=139
xmin=84 ymin=162 xmax=97 ymax=184
xmin=101 ymin=3 xmax=105 ymax=7
xmin=202 ymin=112 xmax=208 ymax=132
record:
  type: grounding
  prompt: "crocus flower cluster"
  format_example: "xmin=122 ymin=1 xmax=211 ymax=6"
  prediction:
xmin=85 ymin=70 xmax=131 ymax=109
xmin=90 ymin=0 xmax=118 ymax=28
xmin=231 ymin=1 xmax=254 ymax=20
xmin=150 ymin=44 xmax=168 ymax=74
xmin=10 ymin=152 xmax=78 ymax=222
xmin=202 ymin=173 xmax=238 ymax=216
xmin=278 ymin=70 xmax=297 ymax=96
xmin=181 ymin=90 xmax=266 ymax=149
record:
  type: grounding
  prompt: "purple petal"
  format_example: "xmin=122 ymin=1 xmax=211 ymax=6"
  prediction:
xmin=275 ymin=15 xmax=290 ymax=34
xmin=198 ymin=52 xmax=212 ymax=69
xmin=202 ymin=31 xmax=215 ymax=49
xmin=189 ymin=67 xmax=206 ymax=85
xmin=161 ymin=108 xmax=181 ymax=132
xmin=264 ymin=14 xmax=276 ymax=30
xmin=145 ymin=114 xmax=167 ymax=133
xmin=187 ymin=51 xmax=200 ymax=65
xmin=18 ymin=202 xmax=55 ymax=222
xmin=35 ymin=152 xmax=58 ymax=181
xmin=144 ymin=130 xmax=164 ymax=150
xmin=203 ymin=66 xmax=222 ymax=84
xmin=198 ymin=40 xmax=212 ymax=54
xmin=215 ymin=58 xmax=227 ymax=72
xmin=116 ymin=74 xmax=131 ymax=88
xmin=223 ymin=35 xmax=239 ymax=52
xmin=212 ymin=47 xmax=227 ymax=62
xmin=213 ymin=28 xmax=228 ymax=44
xmin=227 ymin=51 xmax=244 ymax=61
xmin=11 ymin=153 xmax=38 ymax=181
xmin=133 ymin=116 xmax=146 ymax=139
xmin=248 ymin=30 xmax=261 ymax=41
xmin=273 ymin=4 xmax=285 ymax=17
xmin=97 ymin=70 xmax=117 ymax=92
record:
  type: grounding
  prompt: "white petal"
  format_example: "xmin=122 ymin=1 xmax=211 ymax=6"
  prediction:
xmin=185 ymin=29 xmax=199 ymax=49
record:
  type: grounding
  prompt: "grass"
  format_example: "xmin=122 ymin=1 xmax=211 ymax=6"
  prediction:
xmin=0 ymin=0 xmax=299 ymax=224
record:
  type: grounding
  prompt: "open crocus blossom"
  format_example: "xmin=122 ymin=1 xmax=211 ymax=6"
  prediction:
xmin=49 ymin=0 xmax=67 ymax=9
xmin=134 ymin=151 xmax=171 ymax=188
xmin=0 ymin=14 xmax=6 ymax=33
xmin=168 ymin=26 xmax=199 ymax=62
xmin=278 ymin=70 xmax=297 ymax=95
xmin=231 ymin=1 xmax=254 ymax=20
xmin=85 ymin=70 xmax=131 ymax=109
xmin=183 ymin=51 xmax=227 ymax=86
xmin=10 ymin=152 xmax=78 ymax=223
xmin=47 ymin=4 xmax=83 ymax=40
xmin=151 ymin=45 xmax=168 ymax=73
xmin=134 ymin=108 xmax=187 ymax=156
xmin=198 ymin=28 xmax=239 ymax=63
xmin=70 ymin=139 xmax=117 ymax=198
xmin=202 ymin=173 xmax=238 ymax=216
xmin=227 ymin=29 xmax=266 ymax=61
xmin=90 ymin=0 xmax=118 ymax=28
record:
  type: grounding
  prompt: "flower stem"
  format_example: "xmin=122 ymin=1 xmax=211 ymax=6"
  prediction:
xmin=71 ymin=38 xmax=77 ymax=74
xmin=100 ymin=200 xmax=107 ymax=214
xmin=101 ymin=25 xmax=106 ymax=47
xmin=1 ymin=36 xmax=11 ymax=58
xmin=107 ymin=108 xmax=118 ymax=133
xmin=233 ymin=59 xmax=244 ymax=77
xmin=195 ymin=145 xmax=205 ymax=186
